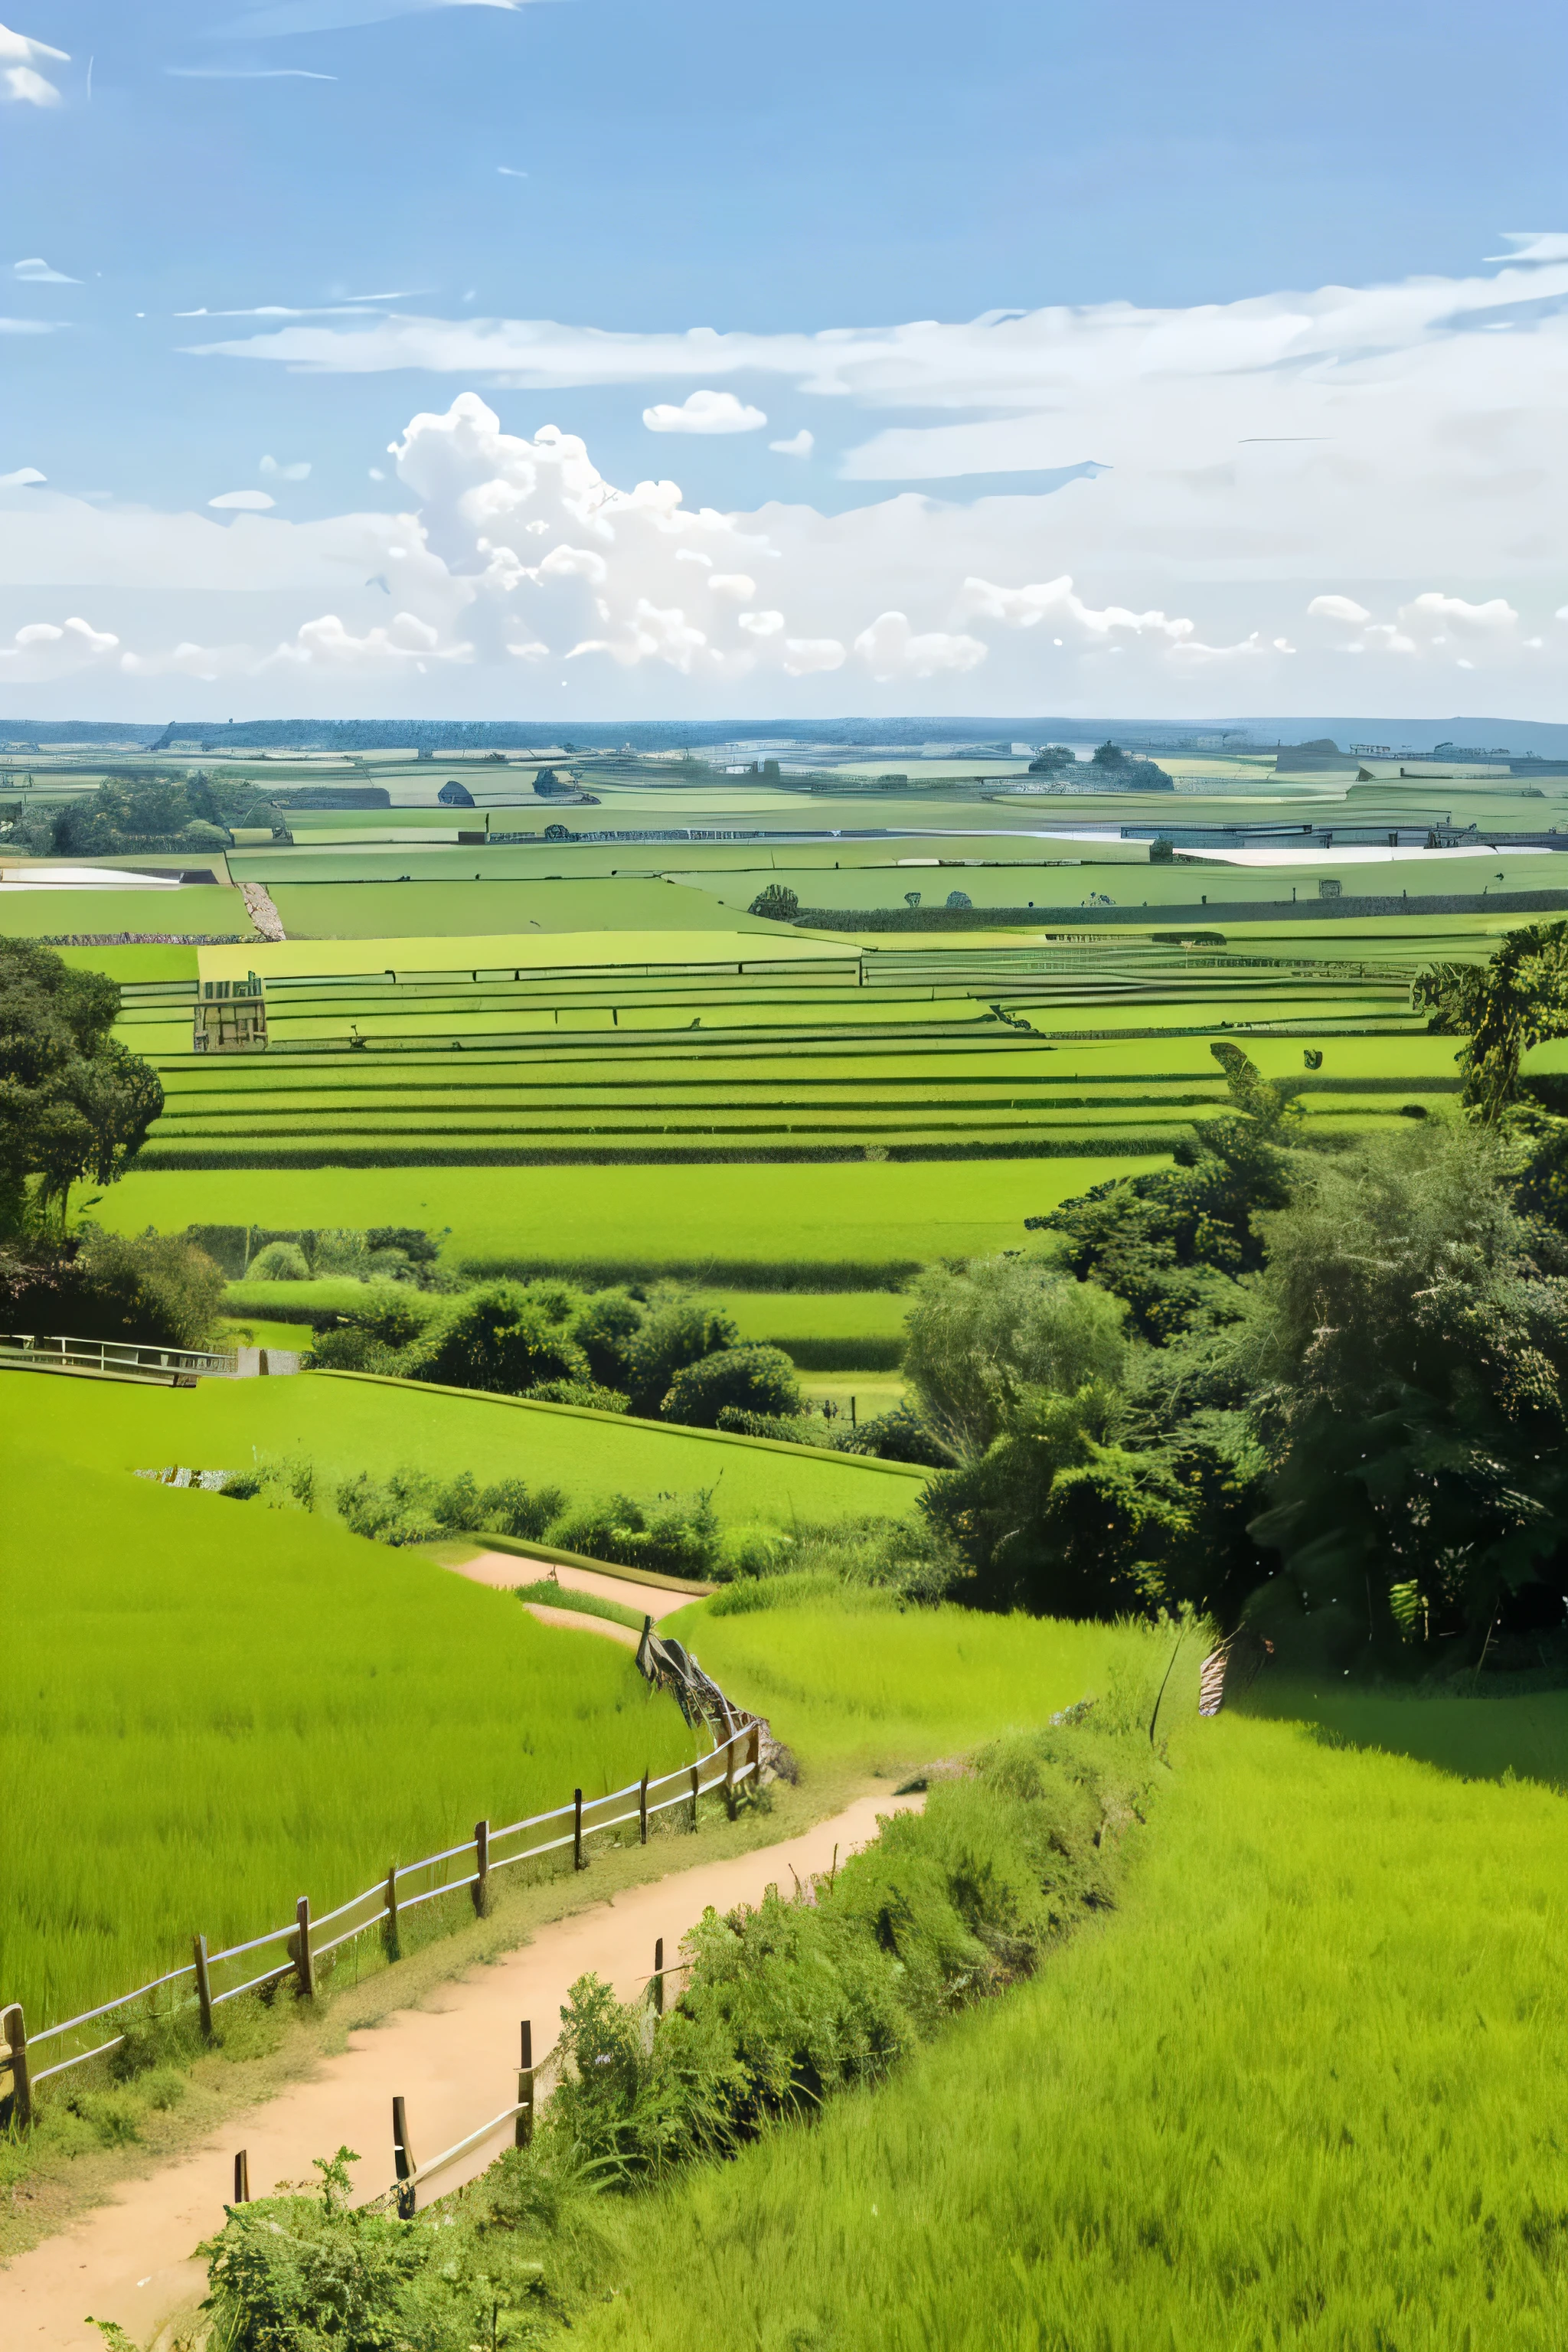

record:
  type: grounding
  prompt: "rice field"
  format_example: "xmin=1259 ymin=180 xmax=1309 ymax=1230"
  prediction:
xmin=2 ymin=1453 xmax=698 ymax=2028
xmin=0 ymin=1361 xmax=927 ymax=1524
xmin=573 ymin=1603 xmax=1568 ymax=2351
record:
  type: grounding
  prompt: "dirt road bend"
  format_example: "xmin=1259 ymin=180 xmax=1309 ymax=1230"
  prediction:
xmin=5 ymin=1788 xmax=916 ymax=2350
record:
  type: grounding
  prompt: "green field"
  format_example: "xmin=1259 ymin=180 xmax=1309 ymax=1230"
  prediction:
xmin=0 ymin=1363 xmax=926 ymax=1524
xmin=3 ymin=1455 xmax=697 ymax=2027
xmin=574 ymin=1599 xmax=1568 ymax=2350
xmin=93 ymin=1154 xmax=1166 ymax=1278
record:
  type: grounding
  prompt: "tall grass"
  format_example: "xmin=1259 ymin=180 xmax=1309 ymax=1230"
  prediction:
xmin=574 ymin=1636 xmax=1568 ymax=2350
xmin=2 ymin=1457 xmax=695 ymax=2027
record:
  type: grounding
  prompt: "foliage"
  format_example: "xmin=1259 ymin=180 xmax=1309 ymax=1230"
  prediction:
xmin=1236 ymin=1117 xmax=1568 ymax=1658
xmin=1027 ymin=744 xmax=1075 ymax=773
xmin=411 ymin=1281 xmax=590 ymax=1396
xmin=835 ymin=1402 xmax=952 ymax=1467
xmin=746 ymin=883 xmax=800 ymax=922
xmin=0 ymin=1225 xmax=226 ymax=1349
xmin=660 ymin=1342 xmax=802 ymax=1427
xmin=569 ymin=1287 xmax=645 ymax=1387
xmin=624 ymin=1292 xmax=738 ymax=1416
xmin=528 ymin=1377 xmax=631 ymax=1413
xmin=0 ymin=937 xmax=163 ymax=1224
xmin=8 ymin=771 xmax=230 ymax=859
xmin=549 ymin=1488 xmax=724 ymax=1578
xmin=1414 ymin=920 xmax=1568 ymax=1122
xmin=248 ymin=1238 xmax=311 ymax=1280
xmin=902 ymin=1253 xmax=1129 ymax=1459
xmin=1030 ymin=1041 xmax=1301 ymax=1341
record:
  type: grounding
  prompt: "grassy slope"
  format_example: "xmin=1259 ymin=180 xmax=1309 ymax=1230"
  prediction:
xmin=1 ymin=1457 xmax=696 ymax=2027
xmin=90 ymin=1152 xmax=1168 ymax=1272
xmin=579 ymin=1619 xmax=1568 ymax=2350
xmin=0 ymin=1367 xmax=926 ymax=1524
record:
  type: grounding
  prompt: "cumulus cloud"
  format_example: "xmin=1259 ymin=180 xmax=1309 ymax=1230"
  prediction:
xmin=260 ymin=453 xmax=312 ymax=480
xmin=209 ymin=488 xmax=276 ymax=511
xmin=1 ymin=612 xmax=119 ymax=673
xmin=643 ymin=389 xmax=767 ymax=436
xmin=959 ymin=573 xmax=1195 ymax=646
xmin=769 ymin=428 xmax=814 ymax=457
xmin=782 ymin=638 xmax=845 ymax=676
xmin=0 ymin=465 xmax=45 ymax=486
xmin=1307 ymin=593 xmax=1372 ymax=626
xmin=1307 ymin=589 xmax=1524 ymax=663
xmin=853 ymin=611 xmax=987 ymax=681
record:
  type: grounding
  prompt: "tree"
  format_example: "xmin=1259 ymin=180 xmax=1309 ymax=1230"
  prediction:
xmin=1029 ymin=1043 xmax=1300 ymax=1341
xmin=570 ymin=1288 xmax=645 ymax=1387
xmin=662 ymin=1344 xmax=802 ymax=1427
xmin=0 ymin=939 xmax=164 ymax=1227
xmin=1236 ymin=1119 xmax=1568 ymax=1661
xmin=902 ymin=1255 xmax=1129 ymax=1461
xmin=1027 ymin=746 xmax=1075 ymax=775
xmin=1415 ymin=920 xmax=1568 ymax=1126
xmin=0 ymin=1228 xmax=226 ymax=1349
xmin=625 ymin=1294 xmax=737 ymax=1416
xmin=748 ymin=884 xmax=799 ymax=923
xmin=410 ymin=1282 xmax=589 ymax=1395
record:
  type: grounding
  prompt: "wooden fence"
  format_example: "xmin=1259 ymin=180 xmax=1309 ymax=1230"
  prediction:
xmin=0 ymin=1720 xmax=760 ymax=2129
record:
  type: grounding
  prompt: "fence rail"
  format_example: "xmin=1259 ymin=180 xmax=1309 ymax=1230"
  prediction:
xmin=0 ymin=1331 xmax=239 ymax=1380
xmin=0 ymin=1712 xmax=760 ymax=2125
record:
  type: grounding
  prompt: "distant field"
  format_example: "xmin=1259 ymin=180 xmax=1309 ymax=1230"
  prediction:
xmin=94 ymin=1154 xmax=1163 ymax=1278
xmin=0 ymin=1364 xmax=928 ymax=1524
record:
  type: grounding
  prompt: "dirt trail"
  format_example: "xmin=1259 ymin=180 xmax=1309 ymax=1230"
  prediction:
xmin=445 ymin=1550 xmax=705 ymax=1622
xmin=521 ymin=1599 xmax=640 ymax=1649
xmin=5 ymin=1789 xmax=915 ymax=2350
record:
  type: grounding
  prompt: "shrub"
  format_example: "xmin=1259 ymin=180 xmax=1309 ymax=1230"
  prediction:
xmin=334 ymin=1468 xmax=444 ymax=1547
xmin=305 ymin=1326 xmax=409 ymax=1375
xmin=661 ymin=1344 xmax=802 ymax=1428
xmin=570 ymin=1287 xmax=645 ymax=1387
xmin=626 ymin=1294 xmax=737 ymax=1416
xmin=475 ymin=1477 xmax=568 ymax=1540
xmin=836 ymin=1403 xmax=951 ymax=1466
xmin=247 ymin=1239 xmax=309 ymax=1281
xmin=716 ymin=1406 xmax=837 ymax=1448
xmin=528 ymin=1377 xmax=631 ymax=1413
xmin=747 ymin=883 xmax=800 ymax=922
xmin=410 ymin=1282 xmax=590 ymax=1395
xmin=549 ymin=1491 xmax=722 ymax=1578
xmin=903 ymin=1256 xmax=1129 ymax=1460
xmin=16 ymin=1228 xmax=228 ymax=1350
xmin=365 ymin=1225 xmax=439 ymax=1264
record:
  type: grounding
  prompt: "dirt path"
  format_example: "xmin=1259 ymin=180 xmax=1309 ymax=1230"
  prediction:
xmin=445 ymin=1550 xmax=704 ymax=1622
xmin=521 ymin=1599 xmax=640 ymax=1650
xmin=6 ymin=1789 xmax=916 ymax=2350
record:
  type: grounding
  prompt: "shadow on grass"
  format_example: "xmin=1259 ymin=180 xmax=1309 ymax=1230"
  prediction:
xmin=1234 ymin=1675 xmax=1568 ymax=1794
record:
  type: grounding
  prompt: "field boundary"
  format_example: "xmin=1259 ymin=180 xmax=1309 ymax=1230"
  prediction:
xmin=456 ymin=1530 xmax=717 ymax=1595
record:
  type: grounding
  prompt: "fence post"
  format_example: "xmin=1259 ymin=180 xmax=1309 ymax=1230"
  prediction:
xmin=750 ymin=1720 xmax=762 ymax=1783
xmin=515 ymin=2019 xmax=534 ymax=2150
xmin=653 ymin=1937 xmax=665 ymax=2019
xmin=384 ymin=1866 xmax=400 ymax=1962
xmin=233 ymin=2149 xmax=250 ymax=2206
xmin=573 ymin=1788 xmax=584 ymax=1871
xmin=2 ymin=2004 xmax=31 ymax=2130
xmin=639 ymin=1769 xmax=649 ymax=1846
xmin=724 ymin=1733 xmax=737 ymax=1821
xmin=193 ymin=1934 xmax=214 ymax=2040
xmin=472 ymin=1819 xmax=490 ymax=1918
xmin=689 ymin=1762 xmax=701 ymax=1833
xmin=393 ymin=2096 xmax=416 ymax=2220
xmin=292 ymin=1896 xmax=315 ymax=1999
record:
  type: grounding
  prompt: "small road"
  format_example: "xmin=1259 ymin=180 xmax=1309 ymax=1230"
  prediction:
xmin=443 ymin=1550 xmax=705 ymax=1623
xmin=5 ymin=1788 xmax=916 ymax=2350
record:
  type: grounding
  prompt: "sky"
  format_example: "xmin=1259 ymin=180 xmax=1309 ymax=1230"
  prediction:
xmin=4 ymin=0 xmax=1568 ymax=724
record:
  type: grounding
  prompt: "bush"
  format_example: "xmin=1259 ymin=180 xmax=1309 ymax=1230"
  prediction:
xmin=626 ymin=1293 xmax=737 ymax=1416
xmin=661 ymin=1344 xmax=802 ymax=1427
xmin=747 ymin=883 xmax=800 ymax=922
xmin=334 ymin=1468 xmax=446 ymax=1547
xmin=716 ymin=1406 xmax=838 ymax=1448
xmin=247 ymin=1239 xmax=309 ymax=1280
xmin=903 ymin=1256 xmax=1129 ymax=1460
xmin=570 ymin=1287 xmax=645 ymax=1387
xmin=6 ymin=1228 xmax=228 ymax=1351
xmin=528 ymin=1377 xmax=631 ymax=1412
xmin=306 ymin=1325 xmax=412 ymax=1376
xmin=473 ymin=1476 xmax=568 ymax=1540
xmin=836 ymin=1403 xmax=951 ymax=1466
xmin=410 ymin=1282 xmax=590 ymax=1395
xmin=549 ymin=1490 xmax=722 ymax=1579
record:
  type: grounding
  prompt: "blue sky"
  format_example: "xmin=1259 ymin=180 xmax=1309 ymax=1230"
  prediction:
xmin=4 ymin=0 xmax=1568 ymax=719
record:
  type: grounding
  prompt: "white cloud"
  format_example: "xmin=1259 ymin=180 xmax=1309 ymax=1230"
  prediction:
xmin=0 ymin=316 xmax=59 ymax=335
xmin=959 ymin=573 xmax=1195 ymax=646
xmin=260 ymin=453 xmax=312 ymax=480
xmin=0 ymin=465 xmax=45 ymax=486
xmin=1307 ymin=594 xmax=1372 ymax=626
xmin=643 ymin=389 xmax=768 ymax=436
xmin=707 ymin=573 xmax=756 ymax=601
xmin=769 ymin=428 xmax=814 ymax=457
xmin=5 ymin=63 xmax=60 ymax=103
xmin=1 ymin=613 xmax=119 ymax=672
xmin=165 ymin=66 xmax=338 ymax=79
xmin=209 ymin=488 xmax=276 ymax=511
xmin=737 ymin=609 xmax=784 ymax=637
xmin=782 ymin=638 xmax=845 ymax=676
xmin=13 ymin=256 xmax=77 ymax=282
xmin=853 ymin=611 xmax=987 ymax=681
xmin=496 ymin=165 xmax=527 ymax=178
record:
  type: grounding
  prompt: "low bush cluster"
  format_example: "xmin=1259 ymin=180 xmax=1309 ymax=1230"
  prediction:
xmin=193 ymin=1717 xmax=1153 ymax=2350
